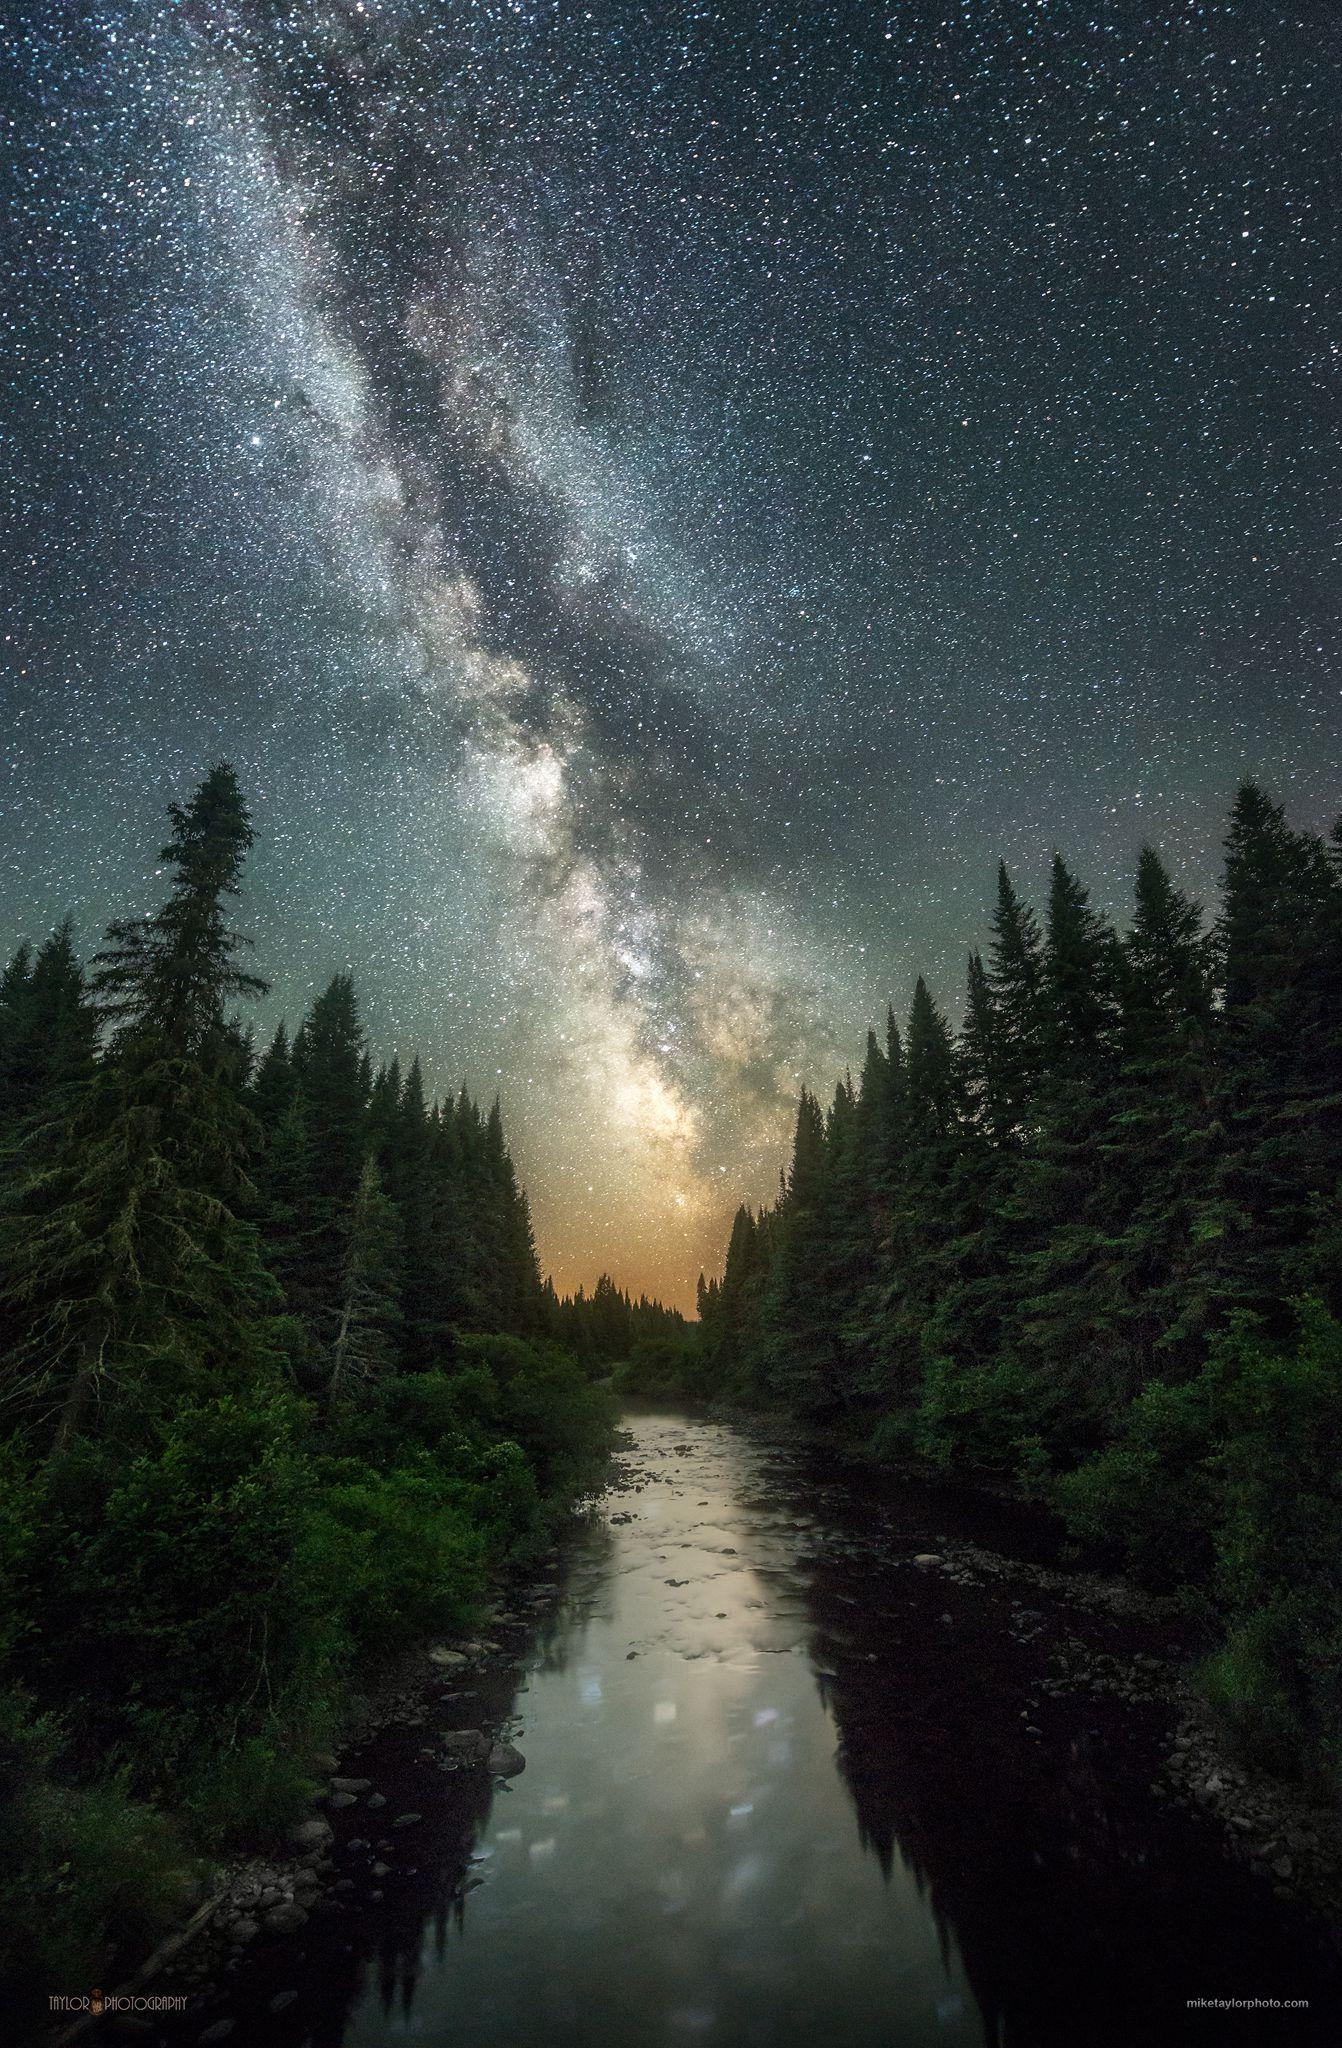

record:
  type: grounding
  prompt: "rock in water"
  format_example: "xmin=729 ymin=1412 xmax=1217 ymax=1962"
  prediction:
xmin=488 ymin=1743 xmax=526 ymax=1777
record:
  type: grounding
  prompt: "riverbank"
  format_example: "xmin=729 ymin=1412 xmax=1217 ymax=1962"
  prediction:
xmin=92 ymin=1410 xmax=1342 ymax=2047
xmin=660 ymin=1389 xmax=1342 ymax=1939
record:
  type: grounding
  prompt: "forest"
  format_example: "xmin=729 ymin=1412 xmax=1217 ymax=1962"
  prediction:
xmin=697 ymin=784 xmax=1342 ymax=1793
xmin=3 ymin=767 xmax=1340 ymax=2024
xmin=0 ymin=765 xmax=676 ymax=2010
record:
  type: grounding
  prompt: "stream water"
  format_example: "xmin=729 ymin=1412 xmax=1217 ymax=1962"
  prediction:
xmin=163 ymin=1410 xmax=1340 ymax=2047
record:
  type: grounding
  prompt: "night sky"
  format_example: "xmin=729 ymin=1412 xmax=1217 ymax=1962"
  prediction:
xmin=3 ymin=3 xmax=1339 ymax=1308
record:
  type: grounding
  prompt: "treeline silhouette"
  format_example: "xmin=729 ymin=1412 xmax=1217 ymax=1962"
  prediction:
xmin=699 ymin=784 xmax=1342 ymax=1784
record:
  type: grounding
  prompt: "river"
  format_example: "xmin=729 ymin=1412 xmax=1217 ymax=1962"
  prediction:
xmin=161 ymin=1409 xmax=1340 ymax=2046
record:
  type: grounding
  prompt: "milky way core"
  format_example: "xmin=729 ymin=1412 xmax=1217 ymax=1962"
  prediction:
xmin=4 ymin=4 xmax=1338 ymax=1306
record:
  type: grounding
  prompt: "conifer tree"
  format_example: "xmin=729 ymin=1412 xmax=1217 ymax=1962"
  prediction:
xmin=985 ymin=863 xmax=1047 ymax=1145
xmin=0 ymin=925 xmax=97 ymax=1145
xmin=328 ymin=1155 xmax=404 ymax=1403
xmin=0 ymin=766 xmax=276 ymax=1454
xmin=1207 ymin=784 xmax=1338 ymax=1327
xmin=290 ymin=974 xmax=369 ymax=1326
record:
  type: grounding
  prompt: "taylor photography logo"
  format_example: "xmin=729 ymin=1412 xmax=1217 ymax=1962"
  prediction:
xmin=49 ymin=1990 xmax=189 ymax=2016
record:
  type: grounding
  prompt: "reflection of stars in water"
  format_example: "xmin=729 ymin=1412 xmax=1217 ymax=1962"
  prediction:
xmin=4 ymin=4 xmax=1338 ymax=1306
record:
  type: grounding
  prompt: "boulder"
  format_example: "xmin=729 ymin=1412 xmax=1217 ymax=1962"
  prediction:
xmin=263 ymin=1902 xmax=309 ymax=1934
xmin=289 ymin=1818 xmax=333 ymax=1853
xmin=330 ymin=1776 xmax=373 ymax=1795
xmin=488 ymin=1743 xmax=526 ymax=1778
xmin=443 ymin=1729 xmax=489 ymax=1761
xmin=429 ymin=1647 xmax=469 ymax=1669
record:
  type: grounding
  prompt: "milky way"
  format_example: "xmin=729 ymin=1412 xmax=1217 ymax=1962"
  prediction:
xmin=3 ymin=2 xmax=1339 ymax=1305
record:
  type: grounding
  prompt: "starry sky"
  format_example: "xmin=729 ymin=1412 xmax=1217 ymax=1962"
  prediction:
xmin=3 ymin=2 xmax=1339 ymax=1309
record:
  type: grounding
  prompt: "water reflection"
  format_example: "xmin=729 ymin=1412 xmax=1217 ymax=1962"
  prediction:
xmin=166 ymin=1412 xmax=1339 ymax=2048
xmin=334 ymin=1414 xmax=985 ymax=2047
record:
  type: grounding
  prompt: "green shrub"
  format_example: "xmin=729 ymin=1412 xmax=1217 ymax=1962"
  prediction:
xmin=912 ymin=1352 xmax=1048 ymax=1480
xmin=1055 ymin=1374 xmax=1218 ymax=1589
xmin=303 ymin=1465 xmax=487 ymax=1660
xmin=612 ymin=1333 xmax=708 ymax=1401
xmin=1057 ymin=1300 xmax=1342 ymax=1785
xmin=0 ymin=1691 xmax=197 ymax=2026
xmin=456 ymin=1334 xmax=617 ymax=1502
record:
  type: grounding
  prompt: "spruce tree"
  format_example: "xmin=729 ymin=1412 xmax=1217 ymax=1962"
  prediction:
xmin=0 ymin=766 xmax=277 ymax=1454
xmin=328 ymin=1156 xmax=404 ymax=1404
xmin=985 ymin=863 xmax=1047 ymax=1145
xmin=1206 ymin=784 xmax=1338 ymax=1328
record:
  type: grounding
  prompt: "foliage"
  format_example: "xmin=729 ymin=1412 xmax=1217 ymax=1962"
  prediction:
xmin=0 ymin=765 xmax=624 ymax=2023
xmin=700 ymin=783 xmax=1342 ymax=1787
xmin=611 ymin=1331 xmax=712 ymax=1402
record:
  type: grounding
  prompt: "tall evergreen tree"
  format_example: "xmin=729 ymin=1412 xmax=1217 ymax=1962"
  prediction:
xmin=328 ymin=1155 xmax=404 ymax=1404
xmin=985 ymin=863 xmax=1047 ymax=1145
xmin=0 ymin=767 xmax=276 ymax=1454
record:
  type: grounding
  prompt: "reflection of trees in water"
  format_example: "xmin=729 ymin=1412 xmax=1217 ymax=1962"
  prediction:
xmin=190 ymin=1511 xmax=622 ymax=2048
xmin=527 ymin=1515 xmax=618 ymax=1674
xmin=789 ymin=1449 xmax=1338 ymax=2048
xmin=350 ymin=1516 xmax=623 ymax=2027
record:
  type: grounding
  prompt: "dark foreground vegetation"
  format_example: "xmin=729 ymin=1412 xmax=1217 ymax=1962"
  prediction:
xmin=694 ymin=785 xmax=1342 ymax=1795
xmin=0 ymin=767 xmax=631 ymax=2017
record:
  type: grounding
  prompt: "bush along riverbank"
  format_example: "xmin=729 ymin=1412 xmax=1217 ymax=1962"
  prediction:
xmin=0 ymin=767 xmax=616 ymax=2035
xmin=694 ymin=783 xmax=1342 ymax=1805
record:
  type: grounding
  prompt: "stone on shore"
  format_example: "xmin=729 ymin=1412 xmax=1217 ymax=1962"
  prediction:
xmin=288 ymin=1817 xmax=333 ymax=1852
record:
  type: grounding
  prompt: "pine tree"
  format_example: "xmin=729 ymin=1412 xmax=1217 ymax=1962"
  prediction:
xmin=985 ymin=863 xmax=1047 ymax=1145
xmin=289 ymin=975 xmax=369 ymax=1328
xmin=0 ymin=767 xmax=277 ymax=1454
xmin=1205 ymin=785 xmax=1338 ymax=1326
xmin=1105 ymin=850 xmax=1219 ymax=1380
xmin=757 ymin=1090 xmax=843 ymax=1410
xmin=93 ymin=764 xmax=266 ymax=1052
xmin=328 ymin=1156 xmax=404 ymax=1404
xmin=1005 ymin=858 xmax=1125 ymax=1441
xmin=0 ymin=926 xmax=97 ymax=1143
